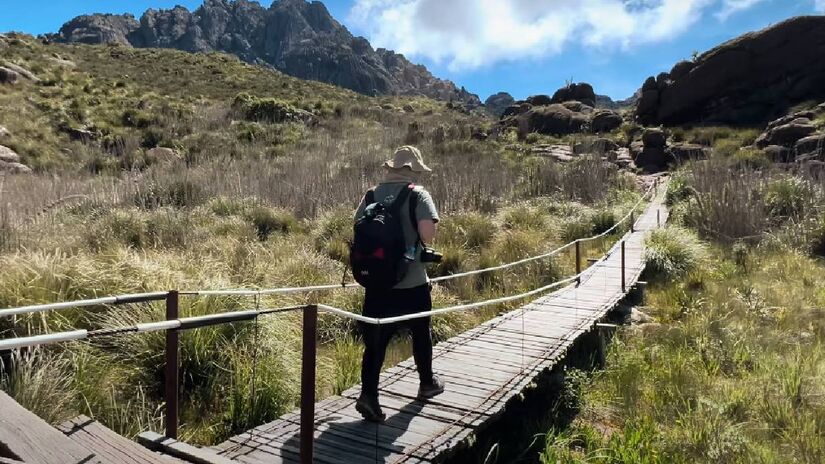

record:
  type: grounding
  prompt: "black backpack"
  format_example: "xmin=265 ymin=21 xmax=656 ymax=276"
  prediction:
xmin=350 ymin=183 xmax=419 ymax=290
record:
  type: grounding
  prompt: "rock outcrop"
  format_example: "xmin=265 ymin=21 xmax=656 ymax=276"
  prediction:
xmin=485 ymin=92 xmax=515 ymax=117
xmin=636 ymin=16 xmax=825 ymax=126
xmin=0 ymin=146 xmax=31 ymax=174
xmin=52 ymin=0 xmax=481 ymax=106
xmin=498 ymin=83 xmax=624 ymax=136
xmin=551 ymin=83 xmax=596 ymax=108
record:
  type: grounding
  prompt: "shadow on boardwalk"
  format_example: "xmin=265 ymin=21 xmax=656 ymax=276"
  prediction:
xmin=282 ymin=399 xmax=426 ymax=463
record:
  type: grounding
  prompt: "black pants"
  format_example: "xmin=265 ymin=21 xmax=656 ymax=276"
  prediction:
xmin=360 ymin=284 xmax=434 ymax=397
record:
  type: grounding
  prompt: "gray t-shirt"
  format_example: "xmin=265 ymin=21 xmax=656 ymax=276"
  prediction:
xmin=355 ymin=182 xmax=439 ymax=289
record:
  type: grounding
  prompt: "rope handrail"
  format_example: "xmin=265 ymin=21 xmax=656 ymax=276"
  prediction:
xmin=0 ymin=180 xmax=658 ymax=317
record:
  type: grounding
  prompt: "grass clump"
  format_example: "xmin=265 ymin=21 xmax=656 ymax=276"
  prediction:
xmin=645 ymin=226 xmax=707 ymax=281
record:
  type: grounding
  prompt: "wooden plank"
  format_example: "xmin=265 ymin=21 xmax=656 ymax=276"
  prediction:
xmin=0 ymin=391 xmax=97 ymax=464
xmin=138 ymin=432 xmax=236 ymax=464
xmin=57 ymin=415 xmax=183 ymax=463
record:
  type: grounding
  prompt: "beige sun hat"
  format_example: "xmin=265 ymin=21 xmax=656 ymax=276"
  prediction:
xmin=383 ymin=146 xmax=432 ymax=173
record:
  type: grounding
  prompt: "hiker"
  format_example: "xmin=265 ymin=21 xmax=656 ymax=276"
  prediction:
xmin=351 ymin=145 xmax=445 ymax=422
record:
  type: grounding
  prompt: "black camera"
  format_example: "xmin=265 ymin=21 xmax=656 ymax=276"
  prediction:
xmin=420 ymin=247 xmax=443 ymax=263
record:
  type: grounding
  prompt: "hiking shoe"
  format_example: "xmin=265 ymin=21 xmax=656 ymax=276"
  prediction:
xmin=356 ymin=394 xmax=386 ymax=422
xmin=418 ymin=375 xmax=445 ymax=399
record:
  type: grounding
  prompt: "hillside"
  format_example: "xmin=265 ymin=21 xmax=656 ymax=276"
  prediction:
xmin=50 ymin=0 xmax=482 ymax=107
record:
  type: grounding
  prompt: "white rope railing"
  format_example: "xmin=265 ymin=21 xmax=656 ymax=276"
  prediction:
xmin=0 ymin=181 xmax=658 ymax=317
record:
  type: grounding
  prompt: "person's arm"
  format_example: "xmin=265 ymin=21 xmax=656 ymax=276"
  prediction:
xmin=414 ymin=188 xmax=439 ymax=244
xmin=418 ymin=219 xmax=437 ymax=243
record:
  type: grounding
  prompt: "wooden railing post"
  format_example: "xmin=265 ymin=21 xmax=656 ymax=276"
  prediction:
xmin=164 ymin=290 xmax=180 ymax=439
xmin=657 ymin=209 xmax=661 ymax=228
xmin=620 ymin=241 xmax=626 ymax=293
xmin=300 ymin=305 xmax=318 ymax=464
xmin=630 ymin=212 xmax=635 ymax=233
xmin=575 ymin=240 xmax=581 ymax=284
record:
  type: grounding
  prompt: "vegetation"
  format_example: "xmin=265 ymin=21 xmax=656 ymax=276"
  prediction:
xmin=540 ymin=143 xmax=825 ymax=463
xmin=0 ymin=35 xmax=643 ymax=445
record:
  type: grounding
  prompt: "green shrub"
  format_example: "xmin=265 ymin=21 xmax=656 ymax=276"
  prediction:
xmin=134 ymin=178 xmax=206 ymax=209
xmin=591 ymin=209 xmax=617 ymax=235
xmin=645 ymin=226 xmax=707 ymax=280
xmin=232 ymin=93 xmax=303 ymax=123
xmin=438 ymin=212 xmax=497 ymax=249
xmin=666 ymin=170 xmax=694 ymax=206
xmin=245 ymin=206 xmax=299 ymax=241
xmin=763 ymin=176 xmax=815 ymax=220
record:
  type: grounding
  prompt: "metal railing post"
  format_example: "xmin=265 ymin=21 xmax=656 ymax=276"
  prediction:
xmin=621 ymin=241 xmax=626 ymax=293
xmin=575 ymin=240 xmax=581 ymax=284
xmin=164 ymin=290 xmax=180 ymax=439
xmin=300 ymin=305 xmax=318 ymax=464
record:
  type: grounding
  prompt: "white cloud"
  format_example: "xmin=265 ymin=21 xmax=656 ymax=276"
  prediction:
xmin=348 ymin=0 xmax=763 ymax=71
xmin=715 ymin=0 xmax=766 ymax=20
xmin=816 ymin=0 xmax=825 ymax=12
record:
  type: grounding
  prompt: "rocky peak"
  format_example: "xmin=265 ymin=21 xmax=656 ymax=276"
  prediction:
xmin=52 ymin=0 xmax=480 ymax=106
xmin=636 ymin=16 xmax=825 ymax=125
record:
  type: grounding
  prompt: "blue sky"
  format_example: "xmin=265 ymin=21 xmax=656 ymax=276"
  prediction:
xmin=2 ymin=1 xmax=822 ymax=100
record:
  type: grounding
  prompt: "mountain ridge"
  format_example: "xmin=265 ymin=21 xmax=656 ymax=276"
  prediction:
xmin=49 ymin=0 xmax=482 ymax=107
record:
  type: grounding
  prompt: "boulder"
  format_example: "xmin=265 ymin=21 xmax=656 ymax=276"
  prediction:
xmin=0 ymin=126 xmax=9 ymax=139
xmin=755 ymin=121 xmax=816 ymax=148
xmin=501 ymin=102 xmax=532 ymax=118
xmin=471 ymin=130 xmax=488 ymax=141
xmin=0 ymin=66 xmax=20 ymax=84
xmin=0 ymin=160 xmax=32 ymax=174
xmin=526 ymin=95 xmax=553 ymax=106
xmin=636 ymin=147 xmax=668 ymax=172
xmin=562 ymin=101 xmax=593 ymax=113
xmin=763 ymin=145 xmax=793 ymax=162
xmin=551 ymin=83 xmax=596 ymax=107
xmin=668 ymin=143 xmax=709 ymax=163
xmin=635 ymin=16 xmax=825 ymax=125
xmin=642 ymin=128 xmax=667 ymax=148
xmin=518 ymin=104 xmax=588 ymax=136
xmin=573 ymin=138 xmax=620 ymax=155
xmin=402 ymin=104 xmax=415 ymax=113
xmin=590 ymin=110 xmax=623 ymax=133
xmin=1 ymin=62 xmax=39 ymax=82
xmin=795 ymin=134 xmax=825 ymax=158
xmin=0 ymin=145 xmax=20 ymax=163
xmin=485 ymin=92 xmax=515 ymax=117
xmin=531 ymin=144 xmax=574 ymax=162
xmin=630 ymin=141 xmax=645 ymax=158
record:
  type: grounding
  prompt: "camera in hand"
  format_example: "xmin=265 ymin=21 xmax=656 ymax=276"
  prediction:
xmin=420 ymin=247 xmax=443 ymax=263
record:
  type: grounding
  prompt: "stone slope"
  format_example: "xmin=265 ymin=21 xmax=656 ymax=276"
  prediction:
xmin=636 ymin=16 xmax=825 ymax=126
xmin=51 ymin=0 xmax=481 ymax=106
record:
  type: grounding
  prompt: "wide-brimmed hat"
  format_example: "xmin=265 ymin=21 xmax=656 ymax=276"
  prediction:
xmin=383 ymin=146 xmax=432 ymax=173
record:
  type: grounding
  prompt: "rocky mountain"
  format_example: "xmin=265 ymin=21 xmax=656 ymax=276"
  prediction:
xmin=636 ymin=16 xmax=825 ymax=126
xmin=51 ymin=0 xmax=481 ymax=106
xmin=484 ymin=92 xmax=515 ymax=117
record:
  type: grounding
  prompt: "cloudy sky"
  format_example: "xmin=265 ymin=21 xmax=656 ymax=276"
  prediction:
xmin=2 ymin=0 xmax=822 ymax=100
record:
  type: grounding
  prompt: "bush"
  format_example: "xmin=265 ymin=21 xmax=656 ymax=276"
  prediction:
xmin=763 ymin=176 xmax=815 ymax=220
xmin=244 ymin=206 xmax=299 ymax=241
xmin=666 ymin=170 xmax=693 ymax=206
xmin=645 ymin=226 xmax=707 ymax=280
xmin=437 ymin=212 xmax=497 ymax=249
xmin=232 ymin=93 xmax=303 ymax=123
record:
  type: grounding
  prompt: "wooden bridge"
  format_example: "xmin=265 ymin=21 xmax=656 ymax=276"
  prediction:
xmin=0 ymin=180 xmax=667 ymax=464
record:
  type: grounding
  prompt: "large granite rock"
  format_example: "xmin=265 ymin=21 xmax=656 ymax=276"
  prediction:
xmin=551 ymin=82 xmax=596 ymax=107
xmin=591 ymin=110 xmax=623 ymax=133
xmin=485 ymin=92 xmax=515 ymax=117
xmin=53 ymin=0 xmax=481 ymax=106
xmin=636 ymin=16 xmax=825 ymax=125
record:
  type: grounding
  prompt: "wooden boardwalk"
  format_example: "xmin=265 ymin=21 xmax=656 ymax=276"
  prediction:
xmin=213 ymin=186 xmax=669 ymax=464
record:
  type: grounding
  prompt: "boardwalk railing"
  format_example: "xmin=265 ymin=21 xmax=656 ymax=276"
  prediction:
xmin=0 ymin=179 xmax=662 ymax=463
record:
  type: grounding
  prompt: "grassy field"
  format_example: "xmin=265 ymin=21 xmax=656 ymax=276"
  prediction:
xmin=540 ymin=155 xmax=825 ymax=463
xmin=0 ymin=35 xmax=646 ymax=444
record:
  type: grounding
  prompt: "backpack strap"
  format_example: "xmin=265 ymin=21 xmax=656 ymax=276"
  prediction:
xmin=408 ymin=185 xmax=421 ymax=243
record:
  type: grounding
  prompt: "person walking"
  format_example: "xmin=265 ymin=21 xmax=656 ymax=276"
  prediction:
xmin=352 ymin=146 xmax=445 ymax=422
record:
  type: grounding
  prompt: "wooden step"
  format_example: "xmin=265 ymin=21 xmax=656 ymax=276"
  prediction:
xmin=57 ymin=415 xmax=185 ymax=463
